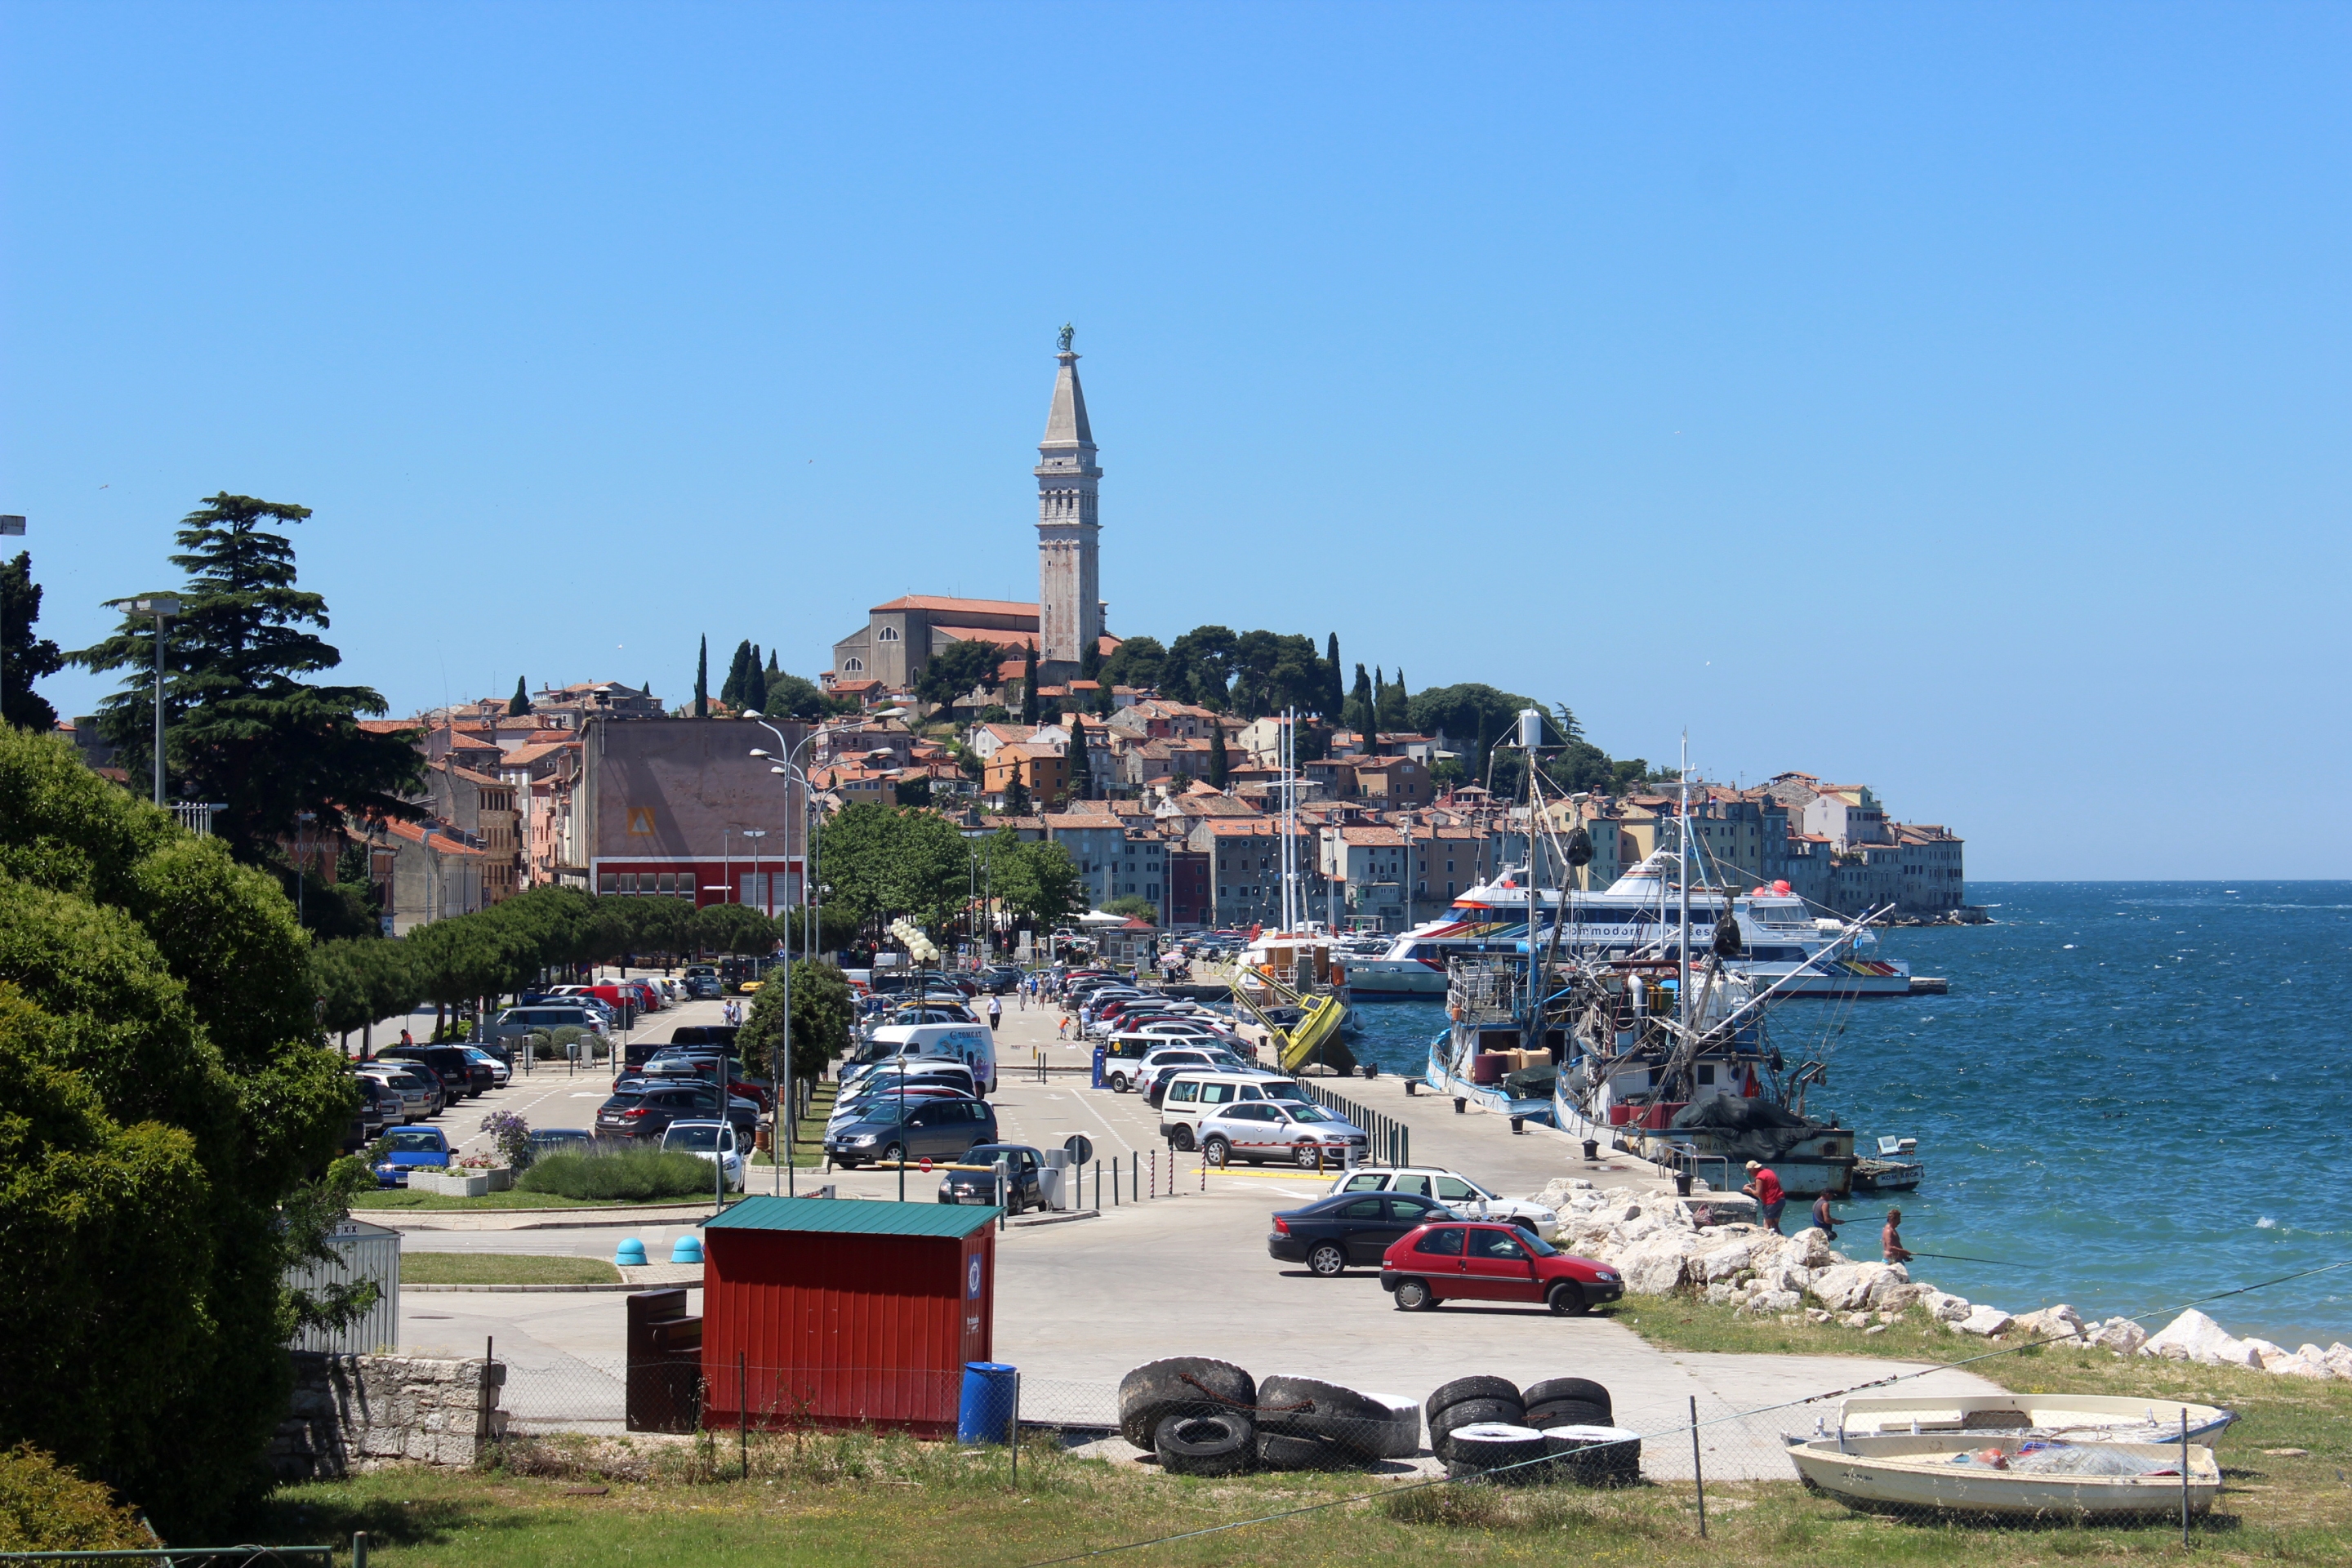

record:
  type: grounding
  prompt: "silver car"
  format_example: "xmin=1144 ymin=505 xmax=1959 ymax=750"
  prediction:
xmin=358 ymin=1065 xmax=438 ymax=1121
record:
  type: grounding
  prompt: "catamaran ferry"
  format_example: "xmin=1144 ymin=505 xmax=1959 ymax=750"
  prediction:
xmin=1339 ymin=853 xmax=1913 ymax=1001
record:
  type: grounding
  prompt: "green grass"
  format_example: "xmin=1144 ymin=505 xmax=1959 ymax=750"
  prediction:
xmin=351 ymin=1187 xmax=745 ymax=1211
xmin=1619 ymin=1291 xmax=1980 ymax=1361
xmin=248 ymin=1410 xmax=2352 ymax=1568
xmin=399 ymin=1253 xmax=621 ymax=1285
xmin=748 ymin=1080 xmax=836 ymax=1169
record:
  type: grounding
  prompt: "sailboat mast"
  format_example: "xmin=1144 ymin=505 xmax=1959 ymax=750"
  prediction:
xmin=1677 ymin=732 xmax=1690 ymax=1034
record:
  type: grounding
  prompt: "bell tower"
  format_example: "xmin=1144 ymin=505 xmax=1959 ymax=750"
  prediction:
xmin=1035 ymin=325 xmax=1101 ymax=681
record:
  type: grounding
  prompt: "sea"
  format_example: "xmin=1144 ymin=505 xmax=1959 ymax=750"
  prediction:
xmin=1339 ymin=882 xmax=2352 ymax=1348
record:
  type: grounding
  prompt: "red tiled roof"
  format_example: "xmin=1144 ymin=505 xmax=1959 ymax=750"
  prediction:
xmin=379 ymin=818 xmax=491 ymax=857
xmin=872 ymin=595 xmax=1039 ymax=617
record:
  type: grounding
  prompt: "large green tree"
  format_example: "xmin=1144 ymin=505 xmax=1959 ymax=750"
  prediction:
xmin=973 ymin=826 xmax=1081 ymax=930
xmin=0 ymin=728 xmax=358 ymax=1535
xmin=916 ymin=638 xmax=1004 ymax=708
xmin=1 ymin=553 xmax=64 ymax=731
xmin=1098 ymin=634 xmax=1164 ymax=693
xmin=737 ymin=958 xmax=854 ymax=1092
xmin=72 ymin=495 xmax=425 ymax=864
xmin=817 ymin=803 xmax=972 ymax=937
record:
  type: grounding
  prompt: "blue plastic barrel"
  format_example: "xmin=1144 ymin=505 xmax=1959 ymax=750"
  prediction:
xmin=957 ymin=1361 xmax=1019 ymax=1446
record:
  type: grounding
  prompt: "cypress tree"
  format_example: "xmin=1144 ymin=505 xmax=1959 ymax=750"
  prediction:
xmin=1346 ymin=663 xmax=1374 ymax=734
xmin=1208 ymin=723 xmax=1230 ymax=788
xmin=693 ymin=635 xmax=709 ymax=719
xmin=1067 ymin=714 xmax=1091 ymax=802
xmin=507 ymin=676 xmax=531 ymax=715
xmin=722 ymin=639 xmax=753 ymax=708
xmin=1019 ymin=642 xmax=1040 ymax=725
xmin=1383 ymin=667 xmax=1409 ymax=732
xmin=745 ymin=652 xmax=768 ymax=717
xmin=1324 ymin=632 xmax=1343 ymax=717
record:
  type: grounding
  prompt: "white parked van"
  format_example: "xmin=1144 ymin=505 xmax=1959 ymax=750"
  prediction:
xmin=844 ymin=1022 xmax=997 ymax=1094
xmin=1156 ymin=1071 xmax=1316 ymax=1151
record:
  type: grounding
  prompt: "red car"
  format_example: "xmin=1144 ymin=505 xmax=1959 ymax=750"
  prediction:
xmin=1379 ymin=1220 xmax=1623 ymax=1316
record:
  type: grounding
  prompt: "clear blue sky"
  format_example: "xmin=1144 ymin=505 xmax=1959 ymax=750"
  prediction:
xmin=4 ymin=3 xmax=2345 ymax=879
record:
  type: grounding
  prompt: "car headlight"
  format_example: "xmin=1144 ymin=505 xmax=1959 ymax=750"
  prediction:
xmin=1596 ymin=1270 xmax=1619 ymax=1282
xmin=1535 ymin=1210 xmax=1556 ymax=1223
xmin=848 ymin=1134 xmax=879 ymax=1146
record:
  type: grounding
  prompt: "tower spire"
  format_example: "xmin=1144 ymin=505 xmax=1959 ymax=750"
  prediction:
xmin=1036 ymin=328 xmax=1102 ymax=676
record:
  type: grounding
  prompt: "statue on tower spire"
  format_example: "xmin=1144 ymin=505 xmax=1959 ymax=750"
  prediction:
xmin=1058 ymin=322 xmax=1075 ymax=353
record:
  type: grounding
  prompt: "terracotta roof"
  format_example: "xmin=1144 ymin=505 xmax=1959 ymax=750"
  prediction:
xmin=871 ymin=594 xmax=1039 ymax=617
xmin=930 ymin=624 xmax=1041 ymax=648
xmin=1337 ymin=826 xmax=1407 ymax=846
xmin=359 ymin=719 xmax=420 ymax=735
xmin=379 ymin=818 xmax=491 ymax=858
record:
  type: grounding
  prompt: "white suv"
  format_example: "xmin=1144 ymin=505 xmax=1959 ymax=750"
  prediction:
xmin=1325 ymin=1167 xmax=1559 ymax=1240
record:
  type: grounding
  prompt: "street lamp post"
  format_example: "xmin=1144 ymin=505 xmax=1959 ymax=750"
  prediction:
xmin=746 ymin=712 xmax=841 ymax=1198
xmin=742 ymin=830 xmax=768 ymax=918
xmin=105 ymin=594 xmax=181 ymax=806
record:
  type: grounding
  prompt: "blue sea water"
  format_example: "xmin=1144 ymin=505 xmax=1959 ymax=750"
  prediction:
xmin=1342 ymin=882 xmax=2352 ymax=1347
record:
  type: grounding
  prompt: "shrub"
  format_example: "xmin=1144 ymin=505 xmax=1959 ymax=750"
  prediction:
xmin=516 ymin=1148 xmax=715 ymax=1201
xmin=0 ymin=1444 xmax=150 ymax=1548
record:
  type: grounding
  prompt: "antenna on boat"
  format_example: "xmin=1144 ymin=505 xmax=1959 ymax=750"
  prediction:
xmin=1678 ymin=732 xmax=1691 ymax=1038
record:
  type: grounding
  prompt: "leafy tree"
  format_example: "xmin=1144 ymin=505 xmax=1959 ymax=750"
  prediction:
xmin=0 ymin=1444 xmax=154 ymax=1548
xmin=71 ymin=495 xmax=425 ymax=864
xmin=1079 ymin=636 xmax=1102 ymax=686
xmin=1208 ymin=723 xmax=1230 ymax=787
xmin=917 ymin=638 xmax=1004 ymax=708
xmin=1101 ymin=894 xmax=1158 ymax=921
xmin=1164 ymin=625 xmax=1236 ymax=709
xmin=1 ymin=553 xmax=64 ymax=731
xmin=693 ymin=636 xmax=709 ymax=719
xmin=975 ymin=827 xmax=1081 ymax=929
xmin=1345 ymin=663 xmax=1374 ymax=733
xmin=1408 ymin=682 xmax=1529 ymax=751
xmin=1018 ymin=641 xmax=1039 ymax=724
xmin=893 ymin=777 xmax=933 ymax=807
xmin=816 ymin=803 xmax=972 ymax=937
xmin=0 ymin=727 xmax=359 ymax=1536
xmin=1098 ymin=634 xmax=1164 ymax=693
xmin=694 ymin=900 xmax=779 ymax=958
xmin=1379 ymin=666 xmax=1409 ymax=731
xmin=738 ymin=958 xmax=854 ymax=1091
xmin=506 ymin=677 xmax=531 ymax=716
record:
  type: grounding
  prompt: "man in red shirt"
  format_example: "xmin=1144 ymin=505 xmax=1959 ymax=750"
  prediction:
xmin=1744 ymin=1160 xmax=1786 ymax=1233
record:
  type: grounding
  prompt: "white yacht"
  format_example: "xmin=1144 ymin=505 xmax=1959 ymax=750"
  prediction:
xmin=1338 ymin=854 xmax=1914 ymax=1000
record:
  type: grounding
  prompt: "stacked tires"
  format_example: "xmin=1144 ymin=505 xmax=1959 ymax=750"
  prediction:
xmin=1254 ymin=1375 xmax=1421 ymax=1469
xmin=1426 ymin=1375 xmax=1638 ymax=1486
xmin=1116 ymin=1360 xmax=1422 ymax=1475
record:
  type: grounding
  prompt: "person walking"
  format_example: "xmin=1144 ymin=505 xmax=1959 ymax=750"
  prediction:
xmin=1743 ymin=1160 xmax=1786 ymax=1234
xmin=1882 ymin=1206 xmax=1915 ymax=1265
xmin=987 ymin=993 xmax=1003 ymax=1031
xmin=1810 ymin=1190 xmax=1839 ymax=1241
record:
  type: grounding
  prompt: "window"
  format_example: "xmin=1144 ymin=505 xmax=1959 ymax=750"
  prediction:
xmin=1339 ymin=1172 xmax=1385 ymax=1192
xmin=844 ymin=657 xmax=864 ymax=673
xmin=1392 ymin=1174 xmax=1433 ymax=1197
xmin=1470 ymin=1229 xmax=1526 ymax=1261
xmin=877 ymin=626 xmax=901 ymax=643
xmin=1432 ymin=1176 xmax=1482 ymax=1202
xmin=1337 ymin=1197 xmax=1387 ymax=1219
xmin=1413 ymin=1227 xmax=1466 ymax=1256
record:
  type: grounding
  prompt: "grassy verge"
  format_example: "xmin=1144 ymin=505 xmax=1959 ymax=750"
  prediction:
xmin=399 ymin=1253 xmax=621 ymax=1285
xmin=252 ymin=1413 xmax=2352 ymax=1568
xmin=353 ymin=1187 xmax=749 ymax=1211
xmin=748 ymin=1080 xmax=836 ymax=1170
xmin=1619 ymin=1291 xmax=1976 ymax=1361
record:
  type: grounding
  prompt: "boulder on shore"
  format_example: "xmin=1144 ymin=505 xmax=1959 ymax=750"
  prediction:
xmin=2140 ymin=1309 xmax=2261 ymax=1368
xmin=1954 ymin=1304 xmax=2014 ymax=1337
xmin=2086 ymin=1316 xmax=2148 ymax=1354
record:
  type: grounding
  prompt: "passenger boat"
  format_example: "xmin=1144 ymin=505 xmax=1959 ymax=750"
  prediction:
xmin=1784 ymin=1432 xmax=2221 ymax=1520
xmin=1790 ymin=1394 xmax=2236 ymax=1448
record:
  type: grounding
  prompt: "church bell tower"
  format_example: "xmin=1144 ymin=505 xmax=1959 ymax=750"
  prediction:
xmin=1035 ymin=325 xmax=1102 ymax=681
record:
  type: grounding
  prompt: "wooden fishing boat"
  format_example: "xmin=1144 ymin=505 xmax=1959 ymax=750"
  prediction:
xmin=1785 ymin=1432 xmax=2221 ymax=1520
xmin=1788 ymin=1393 xmax=2236 ymax=1448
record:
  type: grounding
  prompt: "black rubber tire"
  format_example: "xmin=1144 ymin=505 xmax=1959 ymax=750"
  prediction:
xmin=1424 ymin=1375 xmax=1521 ymax=1428
xmin=1392 ymin=1276 xmax=1435 ymax=1311
xmin=1523 ymin=1398 xmax=1611 ymax=1433
xmin=1202 ymin=1137 xmax=1232 ymax=1168
xmin=1548 ymin=1281 xmax=1589 ymax=1316
xmin=1430 ymin=1397 xmax=1528 ymax=1462
xmin=1522 ymin=1379 xmax=1613 ymax=1419
xmin=1258 ymin=1374 xmax=1407 ymax=1461
xmin=1292 ymin=1143 xmax=1321 ymax=1169
xmin=1117 ymin=1357 xmax=1256 ymax=1452
xmin=880 ymin=1143 xmax=905 ymax=1165
xmin=1155 ymin=1411 xmax=1254 ymax=1477
xmin=1306 ymin=1243 xmax=1348 ymax=1278
xmin=1254 ymin=1428 xmax=1348 ymax=1470
xmin=1109 ymin=1072 xmax=1131 ymax=1094
xmin=1444 ymin=1423 xmax=1548 ymax=1482
xmin=1169 ymin=1125 xmax=1196 ymax=1152
xmin=1542 ymin=1425 xmax=1642 ymax=1487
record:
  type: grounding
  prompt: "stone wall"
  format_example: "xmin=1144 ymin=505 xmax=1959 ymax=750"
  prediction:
xmin=272 ymin=1352 xmax=508 ymax=1479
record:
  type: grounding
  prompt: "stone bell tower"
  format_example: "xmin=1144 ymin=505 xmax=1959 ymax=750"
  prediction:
xmin=1035 ymin=325 xmax=1101 ymax=682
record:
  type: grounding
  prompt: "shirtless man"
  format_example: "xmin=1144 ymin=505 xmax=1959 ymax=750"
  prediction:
xmin=1882 ymin=1205 xmax=1915 ymax=1264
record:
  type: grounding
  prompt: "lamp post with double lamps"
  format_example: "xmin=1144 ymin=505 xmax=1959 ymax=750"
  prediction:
xmin=104 ymin=594 xmax=181 ymax=806
xmin=745 ymin=712 xmax=840 ymax=1196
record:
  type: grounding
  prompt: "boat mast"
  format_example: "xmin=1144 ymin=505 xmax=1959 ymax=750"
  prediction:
xmin=1677 ymin=731 xmax=1690 ymax=1036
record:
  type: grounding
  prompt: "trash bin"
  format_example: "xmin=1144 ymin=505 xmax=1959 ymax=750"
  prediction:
xmin=1041 ymin=1148 xmax=1072 ymax=1212
xmin=958 ymin=1361 xmax=1019 ymax=1445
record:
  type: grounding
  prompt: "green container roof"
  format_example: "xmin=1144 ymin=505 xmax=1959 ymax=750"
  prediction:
xmin=706 ymin=1195 xmax=1000 ymax=1239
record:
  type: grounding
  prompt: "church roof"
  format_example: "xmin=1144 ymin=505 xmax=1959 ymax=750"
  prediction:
xmin=1041 ymin=352 xmax=1094 ymax=448
xmin=871 ymin=594 xmax=1038 ymax=617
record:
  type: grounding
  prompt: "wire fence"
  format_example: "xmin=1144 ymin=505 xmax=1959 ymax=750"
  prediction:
xmin=483 ymin=1342 xmax=2243 ymax=1543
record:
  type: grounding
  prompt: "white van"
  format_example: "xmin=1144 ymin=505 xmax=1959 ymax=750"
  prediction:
xmin=1156 ymin=1071 xmax=1316 ymax=1151
xmin=845 ymin=1022 xmax=997 ymax=1094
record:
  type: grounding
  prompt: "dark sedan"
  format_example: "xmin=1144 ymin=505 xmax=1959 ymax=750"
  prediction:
xmin=1267 ymin=1191 xmax=1460 ymax=1277
xmin=597 ymin=1082 xmax=759 ymax=1143
xmin=379 ymin=1045 xmax=492 ymax=1100
xmin=938 ymin=1143 xmax=1045 ymax=1212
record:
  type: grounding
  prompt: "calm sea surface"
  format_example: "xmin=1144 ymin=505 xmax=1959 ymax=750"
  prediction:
xmin=1340 ymin=882 xmax=2352 ymax=1346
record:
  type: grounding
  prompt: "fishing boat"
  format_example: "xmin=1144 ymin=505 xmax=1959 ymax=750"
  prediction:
xmin=1790 ymin=1394 xmax=2236 ymax=1448
xmin=1784 ymin=1432 xmax=2221 ymax=1521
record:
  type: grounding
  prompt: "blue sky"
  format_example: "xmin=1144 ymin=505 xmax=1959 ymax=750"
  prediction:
xmin=4 ymin=2 xmax=2345 ymax=878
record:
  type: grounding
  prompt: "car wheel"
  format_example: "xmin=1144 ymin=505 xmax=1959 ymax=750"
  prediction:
xmin=1108 ymin=1072 xmax=1129 ymax=1093
xmin=1202 ymin=1137 xmax=1232 ymax=1168
xmin=1307 ymin=1242 xmax=1347 ymax=1278
xmin=1548 ymin=1281 xmax=1589 ymax=1316
xmin=1169 ymin=1125 xmax=1196 ymax=1152
xmin=880 ymin=1143 xmax=905 ymax=1165
xmin=1392 ymin=1276 xmax=1436 ymax=1312
xmin=1292 ymin=1143 xmax=1322 ymax=1170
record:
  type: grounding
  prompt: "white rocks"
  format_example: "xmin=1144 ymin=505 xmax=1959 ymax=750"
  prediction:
xmin=1955 ymin=1304 xmax=2015 ymax=1337
xmin=1615 ymin=1232 xmax=1697 ymax=1295
xmin=1704 ymin=1282 xmax=1738 ymax=1306
xmin=1876 ymin=1281 xmax=1929 ymax=1316
xmin=1805 ymin=1307 xmax=1833 ymax=1325
xmin=2243 ymin=1338 xmax=2292 ymax=1371
xmin=1917 ymin=1290 xmax=1974 ymax=1325
xmin=2009 ymin=1305 xmax=2089 ymax=1345
xmin=2324 ymin=1343 xmax=2352 ymax=1378
xmin=2140 ymin=1309 xmax=2259 ymax=1366
xmin=1838 ymin=1311 xmax=1871 ymax=1330
xmin=2268 ymin=1353 xmax=2336 ymax=1380
xmin=1737 ymin=1289 xmax=1803 ymax=1317
xmin=1807 ymin=1261 xmax=1910 ymax=1313
xmin=1864 ymin=1324 xmax=1887 ymax=1336
xmin=2086 ymin=1316 xmax=2148 ymax=1354
xmin=1696 ymin=1238 xmax=1757 ymax=1283
xmin=1784 ymin=1227 xmax=1835 ymax=1269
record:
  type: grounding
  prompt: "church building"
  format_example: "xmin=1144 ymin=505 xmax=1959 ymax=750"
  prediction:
xmin=829 ymin=334 xmax=1115 ymax=693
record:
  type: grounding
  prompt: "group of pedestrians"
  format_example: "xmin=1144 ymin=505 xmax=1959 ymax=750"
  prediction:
xmin=1744 ymin=1158 xmax=1915 ymax=1263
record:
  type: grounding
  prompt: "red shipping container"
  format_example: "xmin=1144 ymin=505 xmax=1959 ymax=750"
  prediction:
xmin=700 ymin=1196 xmax=997 ymax=1437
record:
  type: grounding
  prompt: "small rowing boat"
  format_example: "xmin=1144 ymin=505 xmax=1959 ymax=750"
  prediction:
xmin=1786 ymin=1432 xmax=2221 ymax=1520
xmin=1784 ymin=1393 xmax=2235 ymax=1449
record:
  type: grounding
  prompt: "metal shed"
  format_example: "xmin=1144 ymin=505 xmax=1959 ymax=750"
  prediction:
xmin=700 ymin=1196 xmax=999 ymax=1437
xmin=287 ymin=1217 xmax=402 ymax=1355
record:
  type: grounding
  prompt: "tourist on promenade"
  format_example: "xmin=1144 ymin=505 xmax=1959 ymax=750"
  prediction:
xmin=1744 ymin=1160 xmax=1786 ymax=1234
xmin=1882 ymin=1207 xmax=1915 ymax=1265
xmin=1811 ymin=1191 xmax=1839 ymax=1240
xmin=987 ymin=994 xmax=1003 ymax=1031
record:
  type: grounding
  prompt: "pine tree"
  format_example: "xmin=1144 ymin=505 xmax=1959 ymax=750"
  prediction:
xmin=1067 ymin=715 xmax=1091 ymax=802
xmin=1324 ymin=632 xmax=1343 ymax=717
xmin=71 ymin=492 xmax=424 ymax=862
xmin=1381 ymin=667 xmax=1408 ymax=732
xmin=1 ymin=551 xmax=65 ymax=730
xmin=1208 ymin=723 xmax=1230 ymax=788
xmin=765 ymin=649 xmax=781 ymax=679
xmin=694 ymin=635 xmax=709 ymax=719
xmin=1345 ymin=663 xmax=1374 ymax=734
xmin=1019 ymin=642 xmax=1040 ymax=725
xmin=744 ymin=652 xmax=768 ymax=717
xmin=722 ymin=639 xmax=753 ymax=709
xmin=506 ymin=676 xmax=531 ymax=715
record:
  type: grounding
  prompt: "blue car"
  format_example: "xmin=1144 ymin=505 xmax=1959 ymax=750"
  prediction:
xmin=373 ymin=1126 xmax=453 ymax=1187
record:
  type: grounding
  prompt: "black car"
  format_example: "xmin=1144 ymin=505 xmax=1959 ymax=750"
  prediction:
xmin=668 ymin=1025 xmax=741 ymax=1049
xmin=938 ymin=1143 xmax=1045 ymax=1212
xmin=380 ymin=1045 xmax=492 ymax=1100
xmin=825 ymin=1098 xmax=998 ymax=1169
xmin=979 ymin=967 xmax=1024 ymax=996
xmin=1267 ymin=1192 xmax=1460 ymax=1277
xmin=598 ymin=1082 xmax=759 ymax=1143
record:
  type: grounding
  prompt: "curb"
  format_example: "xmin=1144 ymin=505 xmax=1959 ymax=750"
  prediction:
xmin=1009 ymin=1209 xmax=1102 ymax=1228
xmin=405 ymin=1281 xmax=654 ymax=1294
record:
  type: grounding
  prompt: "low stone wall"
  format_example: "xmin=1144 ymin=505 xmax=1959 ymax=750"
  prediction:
xmin=272 ymin=1352 xmax=508 ymax=1479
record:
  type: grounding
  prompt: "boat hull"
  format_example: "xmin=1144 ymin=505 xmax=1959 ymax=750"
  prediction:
xmin=1338 ymin=960 xmax=1449 ymax=1000
xmin=1810 ymin=1395 xmax=2235 ymax=1448
xmin=1425 ymin=1039 xmax=1557 ymax=1125
xmin=1788 ymin=1435 xmax=2221 ymax=1520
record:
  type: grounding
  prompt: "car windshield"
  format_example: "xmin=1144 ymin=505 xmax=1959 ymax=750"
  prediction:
xmin=666 ymin=1125 xmax=728 ymax=1152
xmin=1285 ymin=1103 xmax=1338 ymax=1124
xmin=385 ymin=1129 xmax=442 ymax=1152
xmin=1260 ymin=1082 xmax=1309 ymax=1102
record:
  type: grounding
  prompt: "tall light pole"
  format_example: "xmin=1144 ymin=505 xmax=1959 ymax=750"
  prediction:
xmin=742 ymin=830 xmax=768 ymax=919
xmin=746 ymin=712 xmax=840 ymax=1197
xmin=105 ymin=595 xmax=181 ymax=806
xmin=0 ymin=516 xmax=24 ymax=725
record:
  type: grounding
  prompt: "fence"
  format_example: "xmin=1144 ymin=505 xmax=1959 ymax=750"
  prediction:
xmin=1 ymin=1552 xmax=333 ymax=1568
xmin=1298 ymin=1081 xmax=1410 ymax=1168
